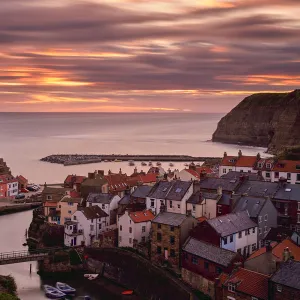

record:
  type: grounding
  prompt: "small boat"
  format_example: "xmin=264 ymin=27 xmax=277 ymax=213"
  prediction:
xmin=156 ymin=162 xmax=162 ymax=166
xmin=141 ymin=161 xmax=147 ymax=166
xmin=148 ymin=161 xmax=152 ymax=166
xmin=122 ymin=290 xmax=134 ymax=295
xmin=56 ymin=282 xmax=76 ymax=294
xmin=184 ymin=163 xmax=189 ymax=166
xmin=114 ymin=159 xmax=122 ymax=162
xmin=169 ymin=163 xmax=174 ymax=167
xmin=44 ymin=285 xmax=66 ymax=299
xmin=104 ymin=160 xmax=108 ymax=162
xmin=84 ymin=274 xmax=99 ymax=280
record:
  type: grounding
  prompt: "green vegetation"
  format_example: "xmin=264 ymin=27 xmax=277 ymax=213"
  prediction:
xmin=276 ymin=145 xmax=300 ymax=160
xmin=69 ymin=249 xmax=82 ymax=265
xmin=0 ymin=276 xmax=17 ymax=296
xmin=50 ymin=250 xmax=69 ymax=263
xmin=0 ymin=293 xmax=19 ymax=300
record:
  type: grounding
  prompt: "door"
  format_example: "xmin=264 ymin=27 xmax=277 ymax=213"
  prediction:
xmin=74 ymin=237 xmax=77 ymax=246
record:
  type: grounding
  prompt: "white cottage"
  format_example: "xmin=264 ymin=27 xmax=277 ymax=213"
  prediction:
xmin=118 ymin=209 xmax=155 ymax=247
xmin=64 ymin=206 xmax=109 ymax=247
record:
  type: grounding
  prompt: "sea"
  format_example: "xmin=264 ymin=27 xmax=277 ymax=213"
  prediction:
xmin=0 ymin=112 xmax=268 ymax=300
xmin=0 ymin=112 xmax=268 ymax=184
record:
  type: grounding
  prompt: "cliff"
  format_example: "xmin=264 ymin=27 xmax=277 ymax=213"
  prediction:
xmin=212 ymin=89 xmax=300 ymax=153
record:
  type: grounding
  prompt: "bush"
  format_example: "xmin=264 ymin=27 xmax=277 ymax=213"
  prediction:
xmin=0 ymin=293 xmax=19 ymax=300
xmin=0 ymin=276 xmax=17 ymax=295
xmin=51 ymin=251 xmax=69 ymax=263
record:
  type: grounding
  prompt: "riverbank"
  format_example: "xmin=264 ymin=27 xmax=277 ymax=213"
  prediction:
xmin=0 ymin=203 xmax=41 ymax=216
xmin=41 ymin=154 xmax=222 ymax=166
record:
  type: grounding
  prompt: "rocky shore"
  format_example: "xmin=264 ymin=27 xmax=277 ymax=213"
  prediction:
xmin=41 ymin=154 xmax=222 ymax=166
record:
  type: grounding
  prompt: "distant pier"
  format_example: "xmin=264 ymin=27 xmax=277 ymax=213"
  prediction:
xmin=40 ymin=154 xmax=222 ymax=166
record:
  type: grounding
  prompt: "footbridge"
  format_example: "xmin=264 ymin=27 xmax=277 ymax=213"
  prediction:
xmin=0 ymin=247 xmax=65 ymax=265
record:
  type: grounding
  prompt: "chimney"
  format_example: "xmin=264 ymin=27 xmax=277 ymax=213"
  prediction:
xmin=88 ymin=172 xmax=95 ymax=179
xmin=256 ymin=153 xmax=261 ymax=160
xmin=160 ymin=204 xmax=166 ymax=213
xmin=282 ymin=247 xmax=291 ymax=262
xmin=119 ymin=168 xmax=122 ymax=174
xmin=98 ymin=170 xmax=104 ymax=176
xmin=238 ymin=149 xmax=242 ymax=157
xmin=108 ymin=169 xmax=112 ymax=175
xmin=133 ymin=167 xmax=137 ymax=174
xmin=189 ymin=162 xmax=196 ymax=171
xmin=217 ymin=186 xmax=222 ymax=196
xmin=224 ymin=152 xmax=227 ymax=158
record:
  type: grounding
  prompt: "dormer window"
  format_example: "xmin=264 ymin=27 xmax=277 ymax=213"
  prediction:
xmin=229 ymin=159 xmax=235 ymax=163
xmin=266 ymin=163 xmax=271 ymax=169
xmin=258 ymin=163 xmax=262 ymax=168
xmin=228 ymin=282 xmax=236 ymax=292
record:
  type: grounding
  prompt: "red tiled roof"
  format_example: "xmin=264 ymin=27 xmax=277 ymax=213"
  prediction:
xmin=0 ymin=175 xmax=18 ymax=184
xmin=225 ymin=268 xmax=269 ymax=300
xmin=272 ymin=239 xmax=300 ymax=261
xmin=139 ymin=173 xmax=157 ymax=183
xmin=196 ymin=166 xmax=213 ymax=174
xmin=16 ymin=175 xmax=28 ymax=182
xmin=220 ymin=156 xmax=237 ymax=167
xmin=69 ymin=190 xmax=81 ymax=198
xmin=197 ymin=216 xmax=207 ymax=223
xmin=105 ymin=173 xmax=129 ymax=192
xmin=44 ymin=201 xmax=57 ymax=207
xmin=247 ymin=242 xmax=278 ymax=260
xmin=184 ymin=169 xmax=200 ymax=179
xmin=235 ymin=156 xmax=258 ymax=167
xmin=272 ymin=160 xmax=300 ymax=173
xmin=64 ymin=175 xmax=86 ymax=184
xmin=129 ymin=209 xmax=155 ymax=223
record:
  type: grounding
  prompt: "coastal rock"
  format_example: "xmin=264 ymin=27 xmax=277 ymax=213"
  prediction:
xmin=212 ymin=89 xmax=300 ymax=153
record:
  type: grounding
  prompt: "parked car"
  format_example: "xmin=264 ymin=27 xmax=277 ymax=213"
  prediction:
xmin=20 ymin=188 xmax=29 ymax=193
xmin=15 ymin=193 xmax=25 ymax=199
xmin=27 ymin=186 xmax=37 ymax=192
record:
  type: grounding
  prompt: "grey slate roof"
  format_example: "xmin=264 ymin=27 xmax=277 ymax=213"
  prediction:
xmin=131 ymin=185 xmax=152 ymax=199
xmin=221 ymin=171 xmax=263 ymax=181
xmin=183 ymin=237 xmax=237 ymax=267
xmin=199 ymin=178 xmax=240 ymax=192
xmin=207 ymin=211 xmax=257 ymax=237
xmin=80 ymin=205 xmax=108 ymax=219
xmin=119 ymin=194 xmax=130 ymax=205
xmin=147 ymin=180 xmax=192 ymax=201
xmin=232 ymin=196 xmax=266 ymax=218
xmin=271 ymin=260 xmax=300 ymax=290
xmin=235 ymin=181 xmax=278 ymax=198
xmin=86 ymin=193 xmax=114 ymax=204
xmin=274 ymin=183 xmax=300 ymax=201
xmin=187 ymin=192 xmax=220 ymax=204
xmin=152 ymin=212 xmax=188 ymax=226
xmin=217 ymin=194 xmax=231 ymax=205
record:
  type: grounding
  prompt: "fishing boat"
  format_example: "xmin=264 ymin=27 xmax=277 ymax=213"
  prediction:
xmin=114 ymin=159 xmax=122 ymax=162
xmin=56 ymin=282 xmax=76 ymax=294
xmin=184 ymin=163 xmax=189 ymax=166
xmin=156 ymin=162 xmax=162 ymax=166
xmin=104 ymin=160 xmax=108 ymax=162
xmin=169 ymin=162 xmax=174 ymax=167
xmin=141 ymin=161 xmax=147 ymax=166
xmin=122 ymin=290 xmax=134 ymax=295
xmin=128 ymin=160 xmax=135 ymax=166
xmin=43 ymin=285 xmax=66 ymax=299
xmin=148 ymin=161 xmax=152 ymax=166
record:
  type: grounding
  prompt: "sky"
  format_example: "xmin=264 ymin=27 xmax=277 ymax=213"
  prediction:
xmin=0 ymin=0 xmax=300 ymax=113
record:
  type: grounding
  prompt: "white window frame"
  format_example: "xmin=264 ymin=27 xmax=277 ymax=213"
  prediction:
xmin=259 ymin=228 xmax=262 ymax=235
xmin=276 ymin=284 xmax=282 ymax=292
xmin=298 ymin=202 xmax=300 ymax=211
xmin=258 ymin=216 xmax=262 ymax=223
xmin=223 ymin=168 xmax=227 ymax=174
xmin=297 ymin=214 xmax=300 ymax=224
xmin=228 ymin=283 xmax=235 ymax=292
xmin=264 ymin=214 xmax=268 ymax=221
xmin=264 ymin=226 xmax=268 ymax=233
xmin=150 ymin=199 xmax=155 ymax=208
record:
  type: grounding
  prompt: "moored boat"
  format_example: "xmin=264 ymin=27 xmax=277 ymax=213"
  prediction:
xmin=114 ymin=159 xmax=122 ymax=162
xmin=148 ymin=161 xmax=152 ymax=166
xmin=44 ymin=285 xmax=66 ymax=299
xmin=156 ymin=162 xmax=161 ymax=166
xmin=56 ymin=282 xmax=76 ymax=294
xmin=128 ymin=160 xmax=135 ymax=166
xmin=169 ymin=162 xmax=174 ymax=167
xmin=141 ymin=161 xmax=147 ymax=166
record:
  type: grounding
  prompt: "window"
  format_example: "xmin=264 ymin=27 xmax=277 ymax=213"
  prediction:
xmin=150 ymin=199 xmax=155 ymax=207
xmin=141 ymin=236 xmax=146 ymax=243
xmin=204 ymin=262 xmax=209 ymax=270
xmin=68 ymin=210 xmax=72 ymax=214
xmin=90 ymin=225 xmax=94 ymax=231
xmin=228 ymin=283 xmax=236 ymax=292
xmin=119 ymin=236 xmax=122 ymax=242
xmin=157 ymin=233 xmax=162 ymax=241
xmin=102 ymin=204 xmax=105 ymax=209
xmin=129 ymin=238 xmax=132 ymax=244
xmin=275 ymin=172 xmax=279 ymax=179
xmin=223 ymin=168 xmax=227 ymax=174
xmin=73 ymin=216 xmax=77 ymax=220
xmin=170 ymin=249 xmax=175 ymax=257
xmin=218 ymin=206 xmax=222 ymax=214
xmin=157 ymin=246 xmax=162 ymax=254
xmin=192 ymin=205 xmax=196 ymax=211
xmin=259 ymin=228 xmax=262 ymax=235
xmin=297 ymin=214 xmax=300 ymax=224
xmin=47 ymin=195 xmax=52 ymax=200
xmin=238 ymin=231 xmax=242 ymax=238
xmin=258 ymin=163 xmax=262 ymax=168
xmin=169 ymin=201 xmax=173 ymax=208
xmin=68 ymin=202 xmax=74 ymax=206
xmin=245 ymin=229 xmax=250 ymax=236
xmin=120 ymin=225 xmax=122 ymax=231
xmin=258 ymin=216 xmax=262 ymax=223
xmin=216 ymin=266 xmax=222 ymax=274
xmin=266 ymin=163 xmax=271 ymax=169
xmin=260 ymin=240 xmax=265 ymax=247
xmin=170 ymin=226 xmax=175 ymax=231
xmin=297 ymin=174 xmax=300 ymax=181
xmin=129 ymin=227 xmax=132 ymax=233
xmin=223 ymin=237 xmax=227 ymax=245
xmin=99 ymin=224 xmax=102 ymax=230
xmin=276 ymin=284 xmax=282 ymax=292
xmin=158 ymin=224 xmax=161 ymax=229
xmin=229 ymin=169 xmax=232 ymax=172
xmin=264 ymin=214 xmax=268 ymax=221
xmin=170 ymin=236 xmax=175 ymax=245
xmin=252 ymin=243 xmax=256 ymax=251
xmin=142 ymin=226 xmax=146 ymax=233
xmin=266 ymin=172 xmax=270 ymax=178
xmin=253 ymin=228 xmax=255 ymax=234
xmin=230 ymin=235 xmax=233 ymax=243
xmin=298 ymin=202 xmax=300 ymax=211
xmin=177 ymin=204 xmax=180 ymax=209
xmin=192 ymin=255 xmax=198 ymax=264
xmin=287 ymin=173 xmax=291 ymax=180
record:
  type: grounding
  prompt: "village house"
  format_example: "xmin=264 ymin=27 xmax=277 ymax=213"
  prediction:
xmin=176 ymin=168 xmax=200 ymax=181
xmin=255 ymin=157 xmax=275 ymax=181
xmin=269 ymin=260 xmax=300 ymax=300
xmin=126 ymin=185 xmax=152 ymax=212
xmin=245 ymin=238 xmax=300 ymax=275
xmin=16 ymin=175 xmax=28 ymax=189
xmin=150 ymin=209 xmax=197 ymax=268
xmin=146 ymin=180 xmax=193 ymax=215
xmin=118 ymin=209 xmax=154 ymax=248
xmin=65 ymin=206 xmax=109 ymax=247
xmin=63 ymin=174 xmax=86 ymax=192
xmin=44 ymin=201 xmax=60 ymax=224
xmin=129 ymin=168 xmax=157 ymax=186
xmin=80 ymin=171 xmax=109 ymax=199
xmin=86 ymin=193 xmax=120 ymax=228
xmin=181 ymin=237 xmax=241 ymax=299
xmin=147 ymin=166 xmax=165 ymax=177
xmin=219 ymin=267 xmax=269 ymax=300
xmin=191 ymin=211 xmax=258 ymax=257
xmin=42 ymin=185 xmax=72 ymax=203
xmin=232 ymin=196 xmax=278 ymax=248
xmin=0 ymin=174 xmax=18 ymax=198
xmin=199 ymin=177 xmax=242 ymax=195
xmin=59 ymin=195 xmax=82 ymax=225
xmin=271 ymin=160 xmax=300 ymax=184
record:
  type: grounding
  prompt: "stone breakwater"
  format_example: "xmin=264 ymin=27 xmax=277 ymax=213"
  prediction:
xmin=41 ymin=154 xmax=222 ymax=166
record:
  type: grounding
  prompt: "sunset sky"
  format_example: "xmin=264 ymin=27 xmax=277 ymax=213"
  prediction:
xmin=1 ymin=0 xmax=300 ymax=112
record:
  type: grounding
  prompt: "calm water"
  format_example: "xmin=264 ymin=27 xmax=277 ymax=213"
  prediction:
xmin=0 ymin=112 xmax=268 ymax=183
